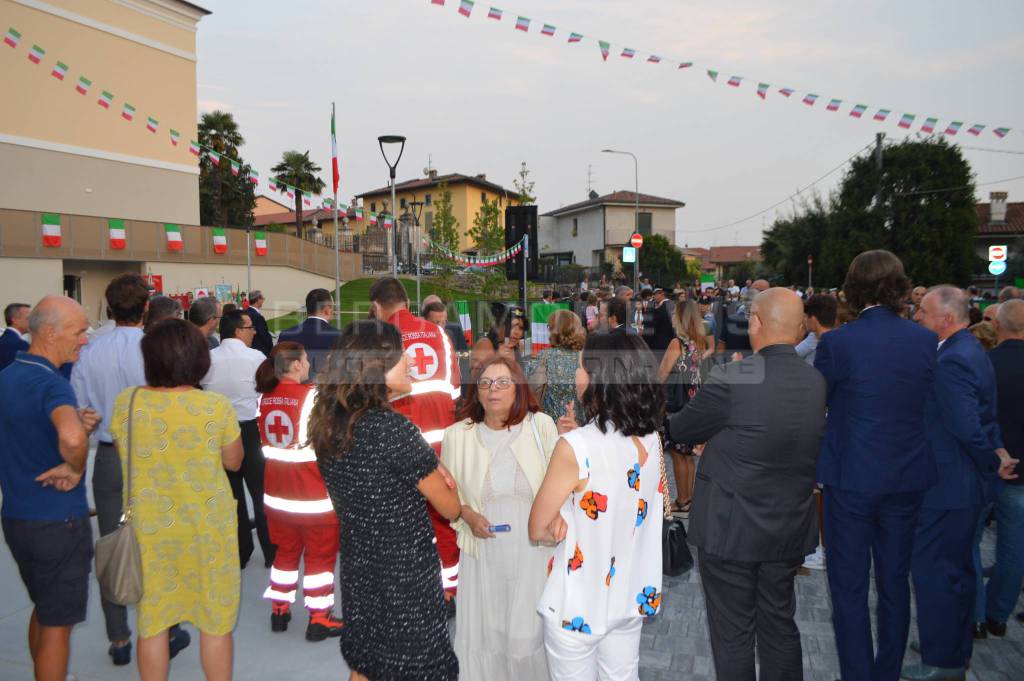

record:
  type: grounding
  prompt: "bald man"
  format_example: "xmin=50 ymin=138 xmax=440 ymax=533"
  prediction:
xmin=669 ymin=288 xmax=826 ymax=681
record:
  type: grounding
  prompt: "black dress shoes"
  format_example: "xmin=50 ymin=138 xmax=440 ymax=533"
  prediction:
xmin=973 ymin=622 xmax=987 ymax=639
xmin=985 ymin=619 xmax=1006 ymax=637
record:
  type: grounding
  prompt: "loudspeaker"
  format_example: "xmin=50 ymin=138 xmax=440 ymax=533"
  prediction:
xmin=505 ymin=205 xmax=538 ymax=281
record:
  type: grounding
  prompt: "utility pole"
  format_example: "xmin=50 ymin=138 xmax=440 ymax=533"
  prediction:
xmin=875 ymin=132 xmax=885 ymax=170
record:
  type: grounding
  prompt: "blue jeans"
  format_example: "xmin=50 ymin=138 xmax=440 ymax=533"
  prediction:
xmin=972 ymin=503 xmax=994 ymax=623
xmin=985 ymin=485 xmax=1024 ymax=623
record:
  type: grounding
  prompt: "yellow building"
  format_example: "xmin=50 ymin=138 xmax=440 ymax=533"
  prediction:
xmin=356 ymin=170 xmax=520 ymax=252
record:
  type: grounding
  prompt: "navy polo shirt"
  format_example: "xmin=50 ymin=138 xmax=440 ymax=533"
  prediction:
xmin=0 ymin=352 xmax=88 ymax=521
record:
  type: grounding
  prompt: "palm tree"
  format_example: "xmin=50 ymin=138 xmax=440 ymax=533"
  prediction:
xmin=198 ymin=110 xmax=244 ymax=227
xmin=271 ymin=151 xmax=326 ymax=237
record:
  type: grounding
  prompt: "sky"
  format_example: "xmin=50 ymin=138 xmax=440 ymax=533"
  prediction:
xmin=194 ymin=0 xmax=1024 ymax=248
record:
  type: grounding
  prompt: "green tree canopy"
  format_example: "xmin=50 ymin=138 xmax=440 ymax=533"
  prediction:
xmin=198 ymin=110 xmax=255 ymax=228
xmin=431 ymin=181 xmax=461 ymax=278
xmin=468 ymin=196 xmax=504 ymax=254
xmin=271 ymin=150 xmax=326 ymax=236
xmin=513 ymin=161 xmax=536 ymax=205
xmin=638 ymin=233 xmax=688 ymax=285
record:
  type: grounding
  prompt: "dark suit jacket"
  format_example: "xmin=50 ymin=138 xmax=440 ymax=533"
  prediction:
xmin=0 ymin=328 xmax=29 ymax=373
xmin=669 ymin=344 xmax=826 ymax=562
xmin=989 ymin=339 xmax=1024 ymax=487
xmin=244 ymin=307 xmax=274 ymax=356
xmin=815 ymin=306 xmax=938 ymax=493
xmin=647 ymin=302 xmax=675 ymax=352
xmin=276 ymin=317 xmax=341 ymax=378
xmin=922 ymin=329 xmax=1003 ymax=509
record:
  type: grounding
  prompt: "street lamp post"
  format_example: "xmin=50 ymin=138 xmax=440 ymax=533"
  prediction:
xmin=601 ymin=149 xmax=639 ymax=296
xmin=378 ymin=135 xmax=407 ymax=278
xmin=410 ymin=199 xmax=425 ymax=310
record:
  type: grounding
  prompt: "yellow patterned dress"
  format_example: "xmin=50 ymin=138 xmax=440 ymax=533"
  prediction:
xmin=110 ymin=387 xmax=241 ymax=638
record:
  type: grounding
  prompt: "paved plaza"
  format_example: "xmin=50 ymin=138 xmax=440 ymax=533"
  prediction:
xmin=0 ymin=455 xmax=1021 ymax=680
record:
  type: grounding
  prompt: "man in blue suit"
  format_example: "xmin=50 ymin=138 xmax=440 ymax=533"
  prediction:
xmin=901 ymin=286 xmax=1016 ymax=681
xmin=815 ymin=250 xmax=938 ymax=681
xmin=276 ymin=288 xmax=340 ymax=381
xmin=0 ymin=303 xmax=31 ymax=372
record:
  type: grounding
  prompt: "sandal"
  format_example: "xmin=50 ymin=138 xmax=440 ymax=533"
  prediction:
xmin=669 ymin=499 xmax=692 ymax=517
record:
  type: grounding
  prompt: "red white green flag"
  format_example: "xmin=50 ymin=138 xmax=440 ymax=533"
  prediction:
xmin=647 ymin=55 xmax=661 ymax=63
xmin=621 ymin=48 xmax=635 ymax=58
xmin=383 ymin=215 xmax=394 ymax=229
xmin=458 ymin=0 xmax=474 ymax=17
xmin=268 ymin=179 xmax=278 ymax=192
xmin=757 ymin=83 xmax=769 ymax=99
xmin=369 ymin=212 xmax=378 ymax=225
xmin=921 ymin=117 xmax=938 ymax=134
xmin=966 ymin=124 xmax=985 ymax=136
xmin=678 ymin=62 xmax=693 ymax=69
xmin=993 ymin=127 xmax=1010 ymax=138
xmin=873 ymin=109 xmax=891 ymax=122
xmin=355 ymin=208 xmax=363 ymax=220
xmin=230 ymin=160 xmax=240 ymax=176
xmin=164 ymin=224 xmax=182 ymax=251
xmin=849 ymin=104 xmax=867 ymax=118
xmin=285 ymin=186 xmax=294 ymax=199
xmin=943 ymin=121 xmax=962 ymax=135
xmin=146 ymin=116 xmax=159 ymax=133
xmin=75 ymin=76 xmax=91 ymax=95
xmin=212 ymin=227 xmax=228 ymax=254
xmin=122 ymin=103 xmax=135 ymax=121
xmin=802 ymin=93 xmax=818 ymax=106
xmin=826 ymin=98 xmax=842 ymax=112
xmin=706 ymin=70 xmax=718 ymax=82
xmin=598 ymin=40 xmax=610 ymax=61
xmin=51 ymin=61 xmax=68 ymax=80
xmin=170 ymin=129 xmax=180 ymax=146
xmin=515 ymin=16 xmax=530 ymax=31
xmin=254 ymin=231 xmax=268 ymax=256
xmin=302 ymin=192 xmax=312 ymax=207
xmin=727 ymin=75 xmax=742 ymax=87
xmin=108 ymin=218 xmax=126 ymax=250
xmin=249 ymin=169 xmax=259 ymax=185
xmin=431 ymin=0 xmax=445 ymax=5
xmin=41 ymin=213 xmax=61 ymax=247
xmin=541 ymin=24 xmax=556 ymax=37
xmin=28 ymin=44 xmax=44 ymax=64
xmin=208 ymin=150 xmax=221 ymax=166
xmin=898 ymin=113 xmax=915 ymax=129
xmin=779 ymin=87 xmax=795 ymax=97
xmin=568 ymin=32 xmax=583 ymax=43
xmin=188 ymin=140 xmax=201 ymax=156
xmin=331 ymin=108 xmax=340 ymax=195
xmin=98 ymin=90 xmax=113 ymax=108
xmin=487 ymin=6 xmax=502 ymax=20
xmin=3 ymin=27 xmax=20 ymax=48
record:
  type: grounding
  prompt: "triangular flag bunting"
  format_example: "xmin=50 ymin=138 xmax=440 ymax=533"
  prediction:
xmin=598 ymin=40 xmax=610 ymax=61
xmin=757 ymin=83 xmax=769 ymax=99
xmin=707 ymin=69 xmax=718 ymax=82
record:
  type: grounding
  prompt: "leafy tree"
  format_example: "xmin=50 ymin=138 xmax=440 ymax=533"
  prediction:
xmin=684 ymin=257 xmax=703 ymax=283
xmin=760 ymin=196 xmax=831 ymax=285
xmin=430 ymin=181 xmax=461 ymax=293
xmin=637 ymin=233 xmax=688 ymax=285
xmin=198 ymin=110 xmax=255 ymax=228
xmin=468 ymin=196 xmax=504 ymax=254
xmin=271 ymin=150 xmax=326 ymax=236
xmin=513 ymin=161 xmax=536 ymax=205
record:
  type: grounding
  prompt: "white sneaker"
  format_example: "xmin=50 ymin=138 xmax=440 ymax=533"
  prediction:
xmin=802 ymin=546 xmax=825 ymax=571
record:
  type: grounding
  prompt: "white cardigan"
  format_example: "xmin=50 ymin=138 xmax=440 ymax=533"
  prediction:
xmin=440 ymin=412 xmax=560 ymax=559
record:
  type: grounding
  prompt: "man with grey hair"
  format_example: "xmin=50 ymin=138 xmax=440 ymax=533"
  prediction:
xmin=0 ymin=302 xmax=30 ymax=372
xmin=143 ymin=295 xmax=182 ymax=331
xmin=244 ymin=289 xmax=274 ymax=355
xmin=188 ymin=296 xmax=221 ymax=349
xmin=979 ymin=299 xmax=1024 ymax=632
xmin=906 ymin=285 xmax=1017 ymax=680
xmin=614 ymin=284 xmax=634 ymax=301
xmin=998 ymin=286 xmax=1021 ymax=303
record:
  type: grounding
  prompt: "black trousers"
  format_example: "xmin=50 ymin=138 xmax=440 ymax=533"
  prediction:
xmin=228 ymin=420 xmax=274 ymax=566
xmin=698 ymin=548 xmax=804 ymax=681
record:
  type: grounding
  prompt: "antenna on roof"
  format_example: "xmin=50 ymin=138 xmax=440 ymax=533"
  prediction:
xmin=423 ymin=153 xmax=433 ymax=177
xmin=586 ymin=164 xmax=593 ymax=197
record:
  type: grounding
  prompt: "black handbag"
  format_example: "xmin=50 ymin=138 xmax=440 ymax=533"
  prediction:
xmin=657 ymin=433 xmax=695 ymax=576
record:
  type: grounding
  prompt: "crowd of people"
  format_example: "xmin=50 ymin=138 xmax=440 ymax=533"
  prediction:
xmin=0 ymin=251 xmax=1022 ymax=681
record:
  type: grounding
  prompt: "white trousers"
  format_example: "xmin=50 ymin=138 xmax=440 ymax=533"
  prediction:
xmin=543 ymin=617 xmax=643 ymax=681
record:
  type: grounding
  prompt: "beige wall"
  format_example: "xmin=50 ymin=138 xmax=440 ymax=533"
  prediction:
xmin=63 ymin=259 xmax=143 ymax=322
xmin=145 ymin=262 xmax=338 ymax=320
xmin=0 ymin=0 xmax=204 ymax=223
xmin=253 ymin=196 xmax=293 ymax=217
xmin=0 ymin=256 xmax=64 ymax=313
xmin=605 ymin=205 xmax=677 ymax=246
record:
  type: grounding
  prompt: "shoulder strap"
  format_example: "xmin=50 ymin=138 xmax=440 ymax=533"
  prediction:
xmin=124 ymin=387 xmax=140 ymax=519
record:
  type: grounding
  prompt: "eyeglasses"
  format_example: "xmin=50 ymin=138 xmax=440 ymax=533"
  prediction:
xmin=240 ymin=325 xmax=255 ymax=331
xmin=477 ymin=376 xmax=514 ymax=390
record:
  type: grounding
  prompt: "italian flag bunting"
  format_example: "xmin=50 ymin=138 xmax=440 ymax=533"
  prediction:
xmin=849 ymin=104 xmax=868 ymax=118
xmin=598 ymin=40 xmax=610 ymax=61
xmin=921 ymin=117 xmax=938 ymax=134
xmin=802 ymin=93 xmax=818 ymax=106
xmin=993 ymin=127 xmax=1010 ymax=138
xmin=873 ymin=109 xmax=891 ymax=122
xmin=122 ymin=103 xmax=135 ymax=121
xmin=515 ymin=16 xmax=530 ymax=31
xmin=212 ymin=227 xmax=228 ymax=254
xmin=268 ymin=179 xmax=278 ymax=192
xmin=779 ymin=87 xmax=795 ymax=97
xmin=146 ymin=116 xmax=159 ymax=133
xmin=331 ymin=108 xmax=340 ymax=194
xmin=188 ymin=140 xmax=201 ymax=156
xmin=757 ymin=83 xmax=770 ymax=99
xmin=826 ymin=98 xmax=842 ymax=112
xmin=3 ymin=27 xmax=20 ymax=48
xmin=898 ymin=113 xmax=915 ymax=129
xmin=303 ymin=192 xmax=312 ymax=207
xmin=706 ymin=70 xmax=718 ymax=82
xmin=164 ymin=224 xmax=183 ymax=251
xmin=249 ymin=169 xmax=259 ymax=185
xmin=967 ymin=123 xmax=985 ymax=136
xmin=678 ymin=62 xmax=693 ymax=68
xmin=487 ymin=7 xmax=502 ymax=20
xmin=727 ymin=75 xmax=743 ymax=87
xmin=541 ymin=24 xmax=556 ymax=37
xmin=230 ymin=160 xmax=240 ymax=176
xmin=621 ymin=48 xmax=635 ymax=58
xmin=383 ymin=215 xmax=394 ymax=229
xmin=170 ymin=129 xmax=180 ymax=146
xmin=98 ymin=90 xmax=113 ymax=108
xmin=458 ymin=0 xmax=474 ymax=17
xmin=28 ymin=44 xmax=44 ymax=64
xmin=369 ymin=212 xmax=378 ymax=225
xmin=41 ymin=213 xmax=61 ymax=247
xmin=108 ymin=218 xmax=126 ymax=250
xmin=943 ymin=121 xmax=962 ymax=136
xmin=568 ymin=32 xmax=583 ymax=43
xmin=51 ymin=61 xmax=68 ymax=80
xmin=208 ymin=150 xmax=221 ymax=166
xmin=254 ymin=231 xmax=268 ymax=256
xmin=75 ymin=76 xmax=91 ymax=95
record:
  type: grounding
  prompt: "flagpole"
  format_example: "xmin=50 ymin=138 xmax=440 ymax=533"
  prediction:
xmin=246 ymin=225 xmax=252 ymax=297
xmin=332 ymin=102 xmax=340 ymax=328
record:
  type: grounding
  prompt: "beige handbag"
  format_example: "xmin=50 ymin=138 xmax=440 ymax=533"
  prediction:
xmin=528 ymin=349 xmax=550 ymax=404
xmin=95 ymin=388 xmax=144 ymax=606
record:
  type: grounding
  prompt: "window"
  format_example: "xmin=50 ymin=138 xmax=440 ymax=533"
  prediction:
xmin=481 ymin=192 xmax=487 ymax=203
xmin=638 ymin=212 xmax=653 ymax=236
xmin=425 ymin=194 xmax=432 ymax=206
xmin=370 ymin=202 xmax=376 ymax=212
xmin=572 ymin=218 xmax=579 ymax=237
xmin=425 ymin=212 xmax=433 ymax=232
xmin=400 ymin=197 xmax=407 ymax=209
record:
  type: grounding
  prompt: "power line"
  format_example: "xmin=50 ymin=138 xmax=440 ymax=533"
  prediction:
xmin=957 ymin=145 xmax=1024 ymax=156
xmin=686 ymin=141 xmax=875 ymax=233
xmin=893 ymin=173 xmax=1024 ymax=197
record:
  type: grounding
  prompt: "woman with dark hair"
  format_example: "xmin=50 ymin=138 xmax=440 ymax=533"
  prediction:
xmin=471 ymin=304 xmax=526 ymax=375
xmin=441 ymin=355 xmax=560 ymax=681
xmin=528 ymin=332 xmax=665 ymax=680
xmin=255 ymin=342 xmax=343 ymax=641
xmin=109 ymin=319 xmax=243 ymax=681
xmin=310 ymin=320 xmax=462 ymax=681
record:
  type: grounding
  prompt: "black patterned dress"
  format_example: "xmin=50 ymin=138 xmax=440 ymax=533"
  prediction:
xmin=318 ymin=408 xmax=458 ymax=681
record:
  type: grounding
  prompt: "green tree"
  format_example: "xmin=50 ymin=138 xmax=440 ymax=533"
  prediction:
xmin=430 ymin=181 xmax=461 ymax=291
xmin=198 ymin=110 xmax=255 ymax=228
xmin=513 ymin=161 xmax=536 ymax=205
xmin=760 ymin=196 xmax=831 ymax=285
xmin=271 ymin=150 xmax=326 ymax=236
xmin=637 ymin=233 xmax=687 ymax=284
xmin=468 ymin=196 xmax=504 ymax=254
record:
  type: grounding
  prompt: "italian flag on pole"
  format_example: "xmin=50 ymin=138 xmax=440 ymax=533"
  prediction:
xmin=456 ymin=301 xmax=473 ymax=345
xmin=254 ymin=231 xmax=268 ymax=256
xmin=164 ymin=224 xmax=183 ymax=251
xmin=331 ymin=108 xmax=340 ymax=195
xmin=212 ymin=227 xmax=228 ymax=254
xmin=530 ymin=303 xmax=564 ymax=355
xmin=41 ymin=213 xmax=61 ymax=247
xmin=108 ymin=218 xmax=126 ymax=250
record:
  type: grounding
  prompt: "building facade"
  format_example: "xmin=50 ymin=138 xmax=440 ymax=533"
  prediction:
xmin=538 ymin=191 xmax=684 ymax=270
xmin=974 ymin=191 xmax=1022 ymax=290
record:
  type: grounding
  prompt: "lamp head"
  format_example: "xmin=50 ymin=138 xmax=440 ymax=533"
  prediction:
xmin=378 ymin=135 xmax=407 ymax=178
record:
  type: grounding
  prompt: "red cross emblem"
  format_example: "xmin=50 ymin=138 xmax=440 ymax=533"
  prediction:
xmin=264 ymin=410 xmax=294 ymax=447
xmin=406 ymin=342 xmax=438 ymax=381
